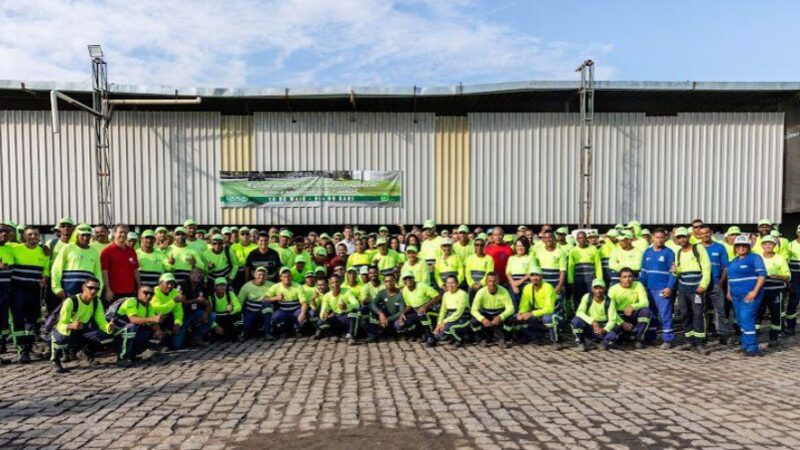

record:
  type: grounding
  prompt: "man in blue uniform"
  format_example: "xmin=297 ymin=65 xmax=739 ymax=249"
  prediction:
xmin=639 ymin=228 xmax=677 ymax=349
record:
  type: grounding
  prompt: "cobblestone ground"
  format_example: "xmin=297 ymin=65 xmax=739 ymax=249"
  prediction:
xmin=2 ymin=335 xmax=800 ymax=450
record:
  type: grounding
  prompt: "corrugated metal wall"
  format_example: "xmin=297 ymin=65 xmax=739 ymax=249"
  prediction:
xmin=0 ymin=110 xmax=99 ymax=225
xmin=253 ymin=112 xmax=435 ymax=225
xmin=110 ymin=111 xmax=222 ymax=224
xmin=470 ymin=112 xmax=784 ymax=225
xmin=221 ymin=116 xmax=255 ymax=224
xmin=435 ymin=116 xmax=470 ymax=224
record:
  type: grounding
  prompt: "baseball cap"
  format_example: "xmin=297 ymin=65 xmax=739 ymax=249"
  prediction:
xmin=607 ymin=229 xmax=620 ymax=238
xmin=640 ymin=228 xmax=651 ymax=236
xmin=761 ymin=235 xmax=777 ymax=245
xmin=279 ymin=230 xmax=293 ymax=238
xmin=214 ymin=277 xmax=228 ymax=286
xmin=587 ymin=230 xmax=599 ymax=237
xmin=221 ymin=227 xmax=232 ymax=235
xmin=440 ymin=238 xmax=453 ymax=246
xmin=422 ymin=219 xmax=436 ymax=230
xmin=320 ymin=233 xmax=331 ymax=240
xmin=758 ymin=219 xmax=772 ymax=227
xmin=674 ymin=227 xmax=690 ymax=237
xmin=405 ymin=245 xmax=418 ymax=253
xmin=155 ymin=226 xmax=168 ymax=233
xmin=770 ymin=230 xmax=781 ymax=238
xmin=141 ymin=230 xmax=155 ymax=239
xmin=279 ymin=266 xmax=291 ymax=274
xmin=359 ymin=266 xmax=370 ymax=275
xmin=304 ymin=270 xmax=317 ymax=278
xmin=127 ymin=232 xmax=139 ymax=240
xmin=313 ymin=247 xmax=328 ymax=257
xmin=592 ymin=278 xmax=606 ymax=288
xmin=196 ymin=229 xmax=207 ymax=236
xmin=183 ymin=219 xmax=197 ymax=227
xmin=254 ymin=266 xmax=268 ymax=274
xmin=528 ymin=265 xmax=543 ymax=275
xmin=555 ymin=227 xmax=569 ymax=235
xmin=517 ymin=225 xmax=528 ymax=231
xmin=208 ymin=227 xmax=220 ymax=235
xmin=308 ymin=231 xmax=318 ymax=237
xmin=314 ymin=267 xmax=327 ymax=275
xmin=294 ymin=254 xmax=309 ymax=264
xmin=503 ymin=235 xmax=514 ymax=243
xmin=726 ymin=226 xmax=741 ymax=236
xmin=159 ymin=273 xmax=176 ymax=283
xmin=210 ymin=234 xmax=224 ymax=242
xmin=441 ymin=230 xmax=450 ymax=237
xmin=239 ymin=226 xmax=250 ymax=233
xmin=57 ymin=217 xmax=75 ymax=227
xmin=614 ymin=223 xmax=625 ymax=230
xmin=76 ymin=224 xmax=92 ymax=235
xmin=376 ymin=238 xmax=387 ymax=246
xmin=475 ymin=233 xmax=488 ymax=242
xmin=333 ymin=232 xmax=343 ymax=239
xmin=173 ymin=226 xmax=187 ymax=235
xmin=401 ymin=270 xmax=415 ymax=280
xmin=458 ymin=225 xmax=470 ymax=233
xmin=734 ymin=235 xmax=751 ymax=246
xmin=346 ymin=267 xmax=358 ymax=273
xmin=620 ymin=230 xmax=634 ymax=240
xmin=379 ymin=226 xmax=389 ymax=232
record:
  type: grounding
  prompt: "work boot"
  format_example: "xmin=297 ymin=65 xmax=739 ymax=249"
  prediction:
xmin=597 ymin=342 xmax=609 ymax=351
xmin=116 ymin=359 xmax=133 ymax=368
xmin=425 ymin=338 xmax=436 ymax=348
xmin=52 ymin=359 xmax=68 ymax=374
xmin=576 ymin=343 xmax=587 ymax=352
xmin=264 ymin=333 xmax=275 ymax=341
xmin=18 ymin=351 xmax=32 ymax=364
xmin=452 ymin=340 xmax=463 ymax=348
xmin=768 ymin=340 xmax=779 ymax=348
xmin=313 ymin=330 xmax=324 ymax=340
xmin=696 ymin=344 xmax=709 ymax=356
xmin=660 ymin=342 xmax=672 ymax=350
xmin=634 ymin=341 xmax=644 ymax=350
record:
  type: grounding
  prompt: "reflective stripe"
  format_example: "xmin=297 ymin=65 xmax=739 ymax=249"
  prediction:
xmin=646 ymin=270 xmax=672 ymax=275
xmin=729 ymin=277 xmax=759 ymax=283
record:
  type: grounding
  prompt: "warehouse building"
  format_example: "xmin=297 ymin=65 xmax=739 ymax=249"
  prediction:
xmin=1 ymin=80 xmax=798 ymax=230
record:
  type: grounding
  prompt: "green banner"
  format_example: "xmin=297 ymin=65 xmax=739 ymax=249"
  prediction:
xmin=220 ymin=171 xmax=402 ymax=207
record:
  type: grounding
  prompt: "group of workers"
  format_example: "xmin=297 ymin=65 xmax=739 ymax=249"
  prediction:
xmin=0 ymin=216 xmax=796 ymax=373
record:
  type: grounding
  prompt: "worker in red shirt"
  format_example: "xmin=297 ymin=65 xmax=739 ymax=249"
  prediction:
xmin=100 ymin=224 xmax=141 ymax=305
xmin=484 ymin=227 xmax=513 ymax=285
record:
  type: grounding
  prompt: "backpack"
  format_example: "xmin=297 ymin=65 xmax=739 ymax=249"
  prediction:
xmin=41 ymin=295 xmax=98 ymax=340
xmin=105 ymin=297 xmax=131 ymax=322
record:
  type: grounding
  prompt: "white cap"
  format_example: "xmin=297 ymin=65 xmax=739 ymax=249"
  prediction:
xmin=733 ymin=235 xmax=751 ymax=247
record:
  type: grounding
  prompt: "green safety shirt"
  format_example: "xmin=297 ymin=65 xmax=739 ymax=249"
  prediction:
xmin=401 ymin=283 xmax=439 ymax=309
xmin=471 ymin=286 xmax=514 ymax=321
xmin=674 ymin=244 xmax=711 ymax=290
xmin=372 ymin=249 xmax=404 ymax=276
xmin=434 ymin=254 xmax=464 ymax=287
xmin=56 ymin=295 xmax=111 ymax=336
xmin=419 ymin=236 xmax=443 ymax=265
xmin=50 ymin=244 xmax=103 ymax=295
xmin=151 ymin=288 xmax=185 ymax=326
xmin=506 ymin=254 xmax=533 ymax=281
xmin=452 ymin=240 xmax=475 ymax=262
xmin=164 ymin=245 xmax=206 ymax=275
xmin=11 ymin=244 xmax=50 ymax=289
xmin=609 ymin=247 xmax=644 ymax=273
xmin=575 ymin=294 xmax=618 ymax=332
xmin=608 ymin=282 xmax=649 ymax=316
xmin=567 ymin=245 xmax=603 ymax=284
xmin=346 ymin=252 xmax=372 ymax=272
xmin=203 ymin=247 xmax=239 ymax=282
xmin=464 ymin=254 xmax=495 ymax=286
xmin=518 ymin=282 xmax=556 ymax=317
xmin=212 ymin=291 xmax=242 ymax=314
xmin=437 ymin=289 xmax=469 ymax=325
xmin=136 ymin=248 xmax=165 ymax=287
xmin=320 ymin=290 xmax=359 ymax=315
xmin=231 ymin=242 xmax=258 ymax=267
xmin=401 ymin=260 xmax=430 ymax=286
xmin=118 ymin=297 xmax=157 ymax=320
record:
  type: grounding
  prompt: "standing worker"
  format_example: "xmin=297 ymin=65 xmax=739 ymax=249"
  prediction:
xmin=727 ymin=236 xmax=767 ymax=356
xmin=758 ymin=236 xmax=790 ymax=347
xmin=100 ymin=224 xmax=140 ymax=305
xmin=567 ymin=231 xmax=602 ymax=318
xmin=787 ymin=226 xmax=800 ymax=334
xmin=698 ymin=225 xmax=732 ymax=345
xmin=9 ymin=226 xmax=50 ymax=362
xmin=673 ymin=227 xmax=712 ymax=354
xmin=639 ymin=228 xmax=677 ymax=349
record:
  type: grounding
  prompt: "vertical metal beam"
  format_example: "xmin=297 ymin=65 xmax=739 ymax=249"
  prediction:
xmin=91 ymin=56 xmax=113 ymax=225
xmin=576 ymin=60 xmax=595 ymax=227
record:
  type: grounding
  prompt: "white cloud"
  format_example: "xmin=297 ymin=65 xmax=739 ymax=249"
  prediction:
xmin=0 ymin=0 xmax=615 ymax=88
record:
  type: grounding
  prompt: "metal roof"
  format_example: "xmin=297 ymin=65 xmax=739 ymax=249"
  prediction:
xmin=1 ymin=79 xmax=798 ymax=115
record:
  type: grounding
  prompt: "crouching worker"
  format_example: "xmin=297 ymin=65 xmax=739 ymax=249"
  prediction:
xmin=50 ymin=277 xmax=116 ymax=373
xmin=571 ymin=278 xmax=618 ymax=351
xmin=606 ymin=268 xmax=653 ymax=350
xmin=432 ymin=276 xmax=470 ymax=347
xmin=515 ymin=266 xmax=559 ymax=344
xmin=366 ymin=274 xmax=405 ymax=343
xmin=112 ymin=285 xmax=163 ymax=367
xmin=265 ymin=267 xmax=308 ymax=337
xmin=400 ymin=269 xmax=441 ymax=345
xmin=151 ymin=273 xmax=185 ymax=349
xmin=470 ymin=272 xmax=515 ymax=348
xmin=211 ymin=277 xmax=243 ymax=341
xmin=315 ymin=275 xmax=360 ymax=344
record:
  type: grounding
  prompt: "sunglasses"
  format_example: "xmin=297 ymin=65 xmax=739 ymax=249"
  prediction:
xmin=86 ymin=285 xmax=100 ymax=291
xmin=141 ymin=291 xmax=155 ymax=297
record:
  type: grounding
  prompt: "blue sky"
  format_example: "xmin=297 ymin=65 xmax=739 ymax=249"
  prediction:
xmin=0 ymin=0 xmax=795 ymax=88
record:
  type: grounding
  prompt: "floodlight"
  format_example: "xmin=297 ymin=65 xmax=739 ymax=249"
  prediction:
xmin=87 ymin=45 xmax=103 ymax=59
